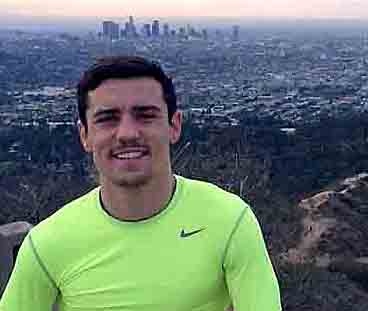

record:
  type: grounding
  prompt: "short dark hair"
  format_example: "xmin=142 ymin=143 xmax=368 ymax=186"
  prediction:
xmin=77 ymin=56 xmax=177 ymax=128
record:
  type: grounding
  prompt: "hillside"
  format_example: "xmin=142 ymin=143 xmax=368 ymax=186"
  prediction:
xmin=279 ymin=173 xmax=368 ymax=310
xmin=1 ymin=114 xmax=368 ymax=310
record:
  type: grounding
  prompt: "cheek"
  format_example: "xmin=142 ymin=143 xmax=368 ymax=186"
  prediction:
xmin=90 ymin=133 xmax=112 ymax=154
xmin=144 ymin=134 xmax=171 ymax=158
xmin=150 ymin=131 xmax=171 ymax=147
xmin=143 ymin=125 xmax=170 ymax=143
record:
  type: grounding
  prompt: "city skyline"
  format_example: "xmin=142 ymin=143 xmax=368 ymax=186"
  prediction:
xmin=2 ymin=0 xmax=368 ymax=19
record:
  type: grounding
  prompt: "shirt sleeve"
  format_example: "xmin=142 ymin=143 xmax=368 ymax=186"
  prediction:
xmin=0 ymin=233 xmax=58 ymax=311
xmin=223 ymin=207 xmax=282 ymax=311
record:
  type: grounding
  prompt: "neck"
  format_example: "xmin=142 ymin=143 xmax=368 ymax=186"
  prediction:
xmin=100 ymin=173 xmax=176 ymax=221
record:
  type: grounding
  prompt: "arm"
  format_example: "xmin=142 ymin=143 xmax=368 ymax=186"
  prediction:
xmin=0 ymin=234 xmax=58 ymax=311
xmin=223 ymin=207 xmax=282 ymax=311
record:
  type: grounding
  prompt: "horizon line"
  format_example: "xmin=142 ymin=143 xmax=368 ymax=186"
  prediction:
xmin=1 ymin=13 xmax=368 ymax=22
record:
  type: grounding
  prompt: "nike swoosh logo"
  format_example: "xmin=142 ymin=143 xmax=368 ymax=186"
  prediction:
xmin=180 ymin=228 xmax=205 ymax=238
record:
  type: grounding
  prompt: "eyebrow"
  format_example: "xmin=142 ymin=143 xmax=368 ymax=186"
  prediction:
xmin=132 ymin=105 xmax=162 ymax=113
xmin=92 ymin=105 xmax=162 ymax=119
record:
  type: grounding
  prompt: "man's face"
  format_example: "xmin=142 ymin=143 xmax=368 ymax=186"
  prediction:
xmin=79 ymin=77 xmax=182 ymax=187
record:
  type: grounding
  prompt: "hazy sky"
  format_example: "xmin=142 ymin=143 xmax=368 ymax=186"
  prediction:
xmin=2 ymin=0 xmax=368 ymax=19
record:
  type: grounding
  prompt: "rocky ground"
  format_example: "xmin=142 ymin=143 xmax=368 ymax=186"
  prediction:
xmin=279 ymin=173 xmax=368 ymax=310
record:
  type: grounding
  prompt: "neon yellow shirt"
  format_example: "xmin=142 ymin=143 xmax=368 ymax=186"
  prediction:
xmin=0 ymin=175 xmax=281 ymax=310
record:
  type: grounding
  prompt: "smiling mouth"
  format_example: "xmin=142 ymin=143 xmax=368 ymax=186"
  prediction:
xmin=112 ymin=149 xmax=150 ymax=160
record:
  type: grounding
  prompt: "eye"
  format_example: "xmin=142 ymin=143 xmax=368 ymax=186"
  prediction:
xmin=136 ymin=112 xmax=157 ymax=121
xmin=95 ymin=115 xmax=119 ymax=124
xmin=141 ymin=113 xmax=156 ymax=119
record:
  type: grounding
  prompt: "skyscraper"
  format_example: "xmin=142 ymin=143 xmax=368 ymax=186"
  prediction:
xmin=125 ymin=22 xmax=131 ymax=36
xmin=232 ymin=25 xmax=240 ymax=41
xmin=202 ymin=29 xmax=208 ymax=40
xmin=215 ymin=29 xmax=223 ymax=40
xmin=179 ymin=27 xmax=186 ymax=38
xmin=143 ymin=24 xmax=151 ymax=37
xmin=152 ymin=20 xmax=160 ymax=37
xmin=163 ymin=23 xmax=170 ymax=37
xmin=102 ymin=21 xmax=112 ymax=38
xmin=128 ymin=16 xmax=137 ymax=37
xmin=188 ymin=26 xmax=196 ymax=37
xmin=102 ymin=21 xmax=119 ymax=40
xmin=111 ymin=23 xmax=119 ymax=40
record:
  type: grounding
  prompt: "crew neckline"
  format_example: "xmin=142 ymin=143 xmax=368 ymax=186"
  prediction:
xmin=95 ymin=175 xmax=184 ymax=226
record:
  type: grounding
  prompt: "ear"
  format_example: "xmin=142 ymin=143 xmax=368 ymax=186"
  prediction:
xmin=169 ymin=111 xmax=182 ymax=144
xmin=78 ymin=120 xmax=92 ymax=152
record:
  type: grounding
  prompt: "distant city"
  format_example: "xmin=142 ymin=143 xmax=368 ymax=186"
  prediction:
xmin=1 ymin=17 xmax=368 ymax=173
xmin=100 ymin=16 xmax=240 ymax=41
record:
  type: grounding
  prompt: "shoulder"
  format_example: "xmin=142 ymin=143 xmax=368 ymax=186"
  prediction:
xmin=29 ymin=187 xmax=100 ymax=253
xmin=31 ymin=187 xmax=99 ymax=235
xmin=176 ymin=175 xmax=250 ymax=223
xmin=19 ymin=187 xmax=100 ymax=285
xmin=175 ymin=176 xmax=255 ymax=262
xmin=178 ymin=175 xmax=248 ymax=207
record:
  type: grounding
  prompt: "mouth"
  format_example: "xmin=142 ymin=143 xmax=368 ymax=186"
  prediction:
xmin=111 ymin=148 xmax=150 ymax=160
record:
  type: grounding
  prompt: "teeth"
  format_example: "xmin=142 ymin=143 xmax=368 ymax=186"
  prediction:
xmin=115 ymin=152 xmax=144 ymax=159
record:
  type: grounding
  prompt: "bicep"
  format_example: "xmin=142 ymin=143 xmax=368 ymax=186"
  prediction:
xmin=0 ymin=234 xmax=58 ymax=311
xmin=223 ymin=207 xmax=282 ymax=311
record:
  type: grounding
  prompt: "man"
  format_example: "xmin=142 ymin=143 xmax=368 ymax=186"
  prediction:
xmin=0 ymin=56 xmax=281 ymax=310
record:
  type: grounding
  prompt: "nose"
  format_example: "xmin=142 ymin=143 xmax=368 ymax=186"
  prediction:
xmin=115 ymin=114 xmax=140 ymax=142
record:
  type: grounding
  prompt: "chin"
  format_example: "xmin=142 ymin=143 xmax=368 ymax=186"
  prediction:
xmin=112 ymin=173 xmax=152 ymax=188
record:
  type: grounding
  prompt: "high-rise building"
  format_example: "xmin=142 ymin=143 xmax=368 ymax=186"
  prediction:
xmin=232 ymin=25 xmax=240 ymax=41
xmin=111 ymin=23 xmax=119 ymax=40
xmin=152 ymin=20 xmax=160 ymax=37
xmin=163 ymin=23 xmax=169 ymax=37
xmin=215 ymin=29 xmax=223 ymax=40
xmin=143 ymin=24 xmax=151 ymax=37
xmin=188 ymin=26 xmax=196 ymax=37
xmin=120 ymin=29 xmax=127 ymax=38
xmin=125 ymin=22 xmax=131 ymax=35
xmin=128 ymin=16 xmax=137 ymax=37
xmin=202 ymin=29 xmax=208 ymax=40
xmin=102 ymin=21 xmax=119 ymax=40
xmin=179 ymin=27 xmax=186 ymax=38
xmin=186 ymin=24 xmax=191 ymax=35
xmin=102 ymin=21 xmax=112 ymax=37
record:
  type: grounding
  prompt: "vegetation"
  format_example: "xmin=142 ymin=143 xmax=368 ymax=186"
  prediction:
xmin=1 ymin=112 xmax=368 ymax=309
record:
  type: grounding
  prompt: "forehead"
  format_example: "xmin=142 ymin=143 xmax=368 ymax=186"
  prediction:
xmin=87 ymin=77 xmax=165 ymax=110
